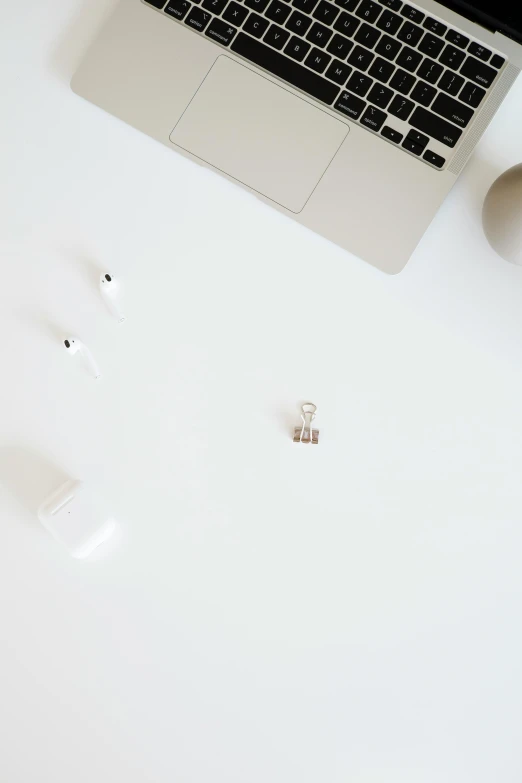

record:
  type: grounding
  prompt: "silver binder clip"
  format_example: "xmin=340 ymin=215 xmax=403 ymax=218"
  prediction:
xmin=293 ymin=403 xmax=319 ymax=444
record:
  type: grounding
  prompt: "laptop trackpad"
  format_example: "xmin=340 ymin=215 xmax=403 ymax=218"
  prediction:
xmin=170 ymin=55 xmax=348 ymax=214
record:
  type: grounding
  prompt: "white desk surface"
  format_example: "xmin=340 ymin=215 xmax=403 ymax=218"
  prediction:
xmin=2 ymin=2 xmax=522 ymax=781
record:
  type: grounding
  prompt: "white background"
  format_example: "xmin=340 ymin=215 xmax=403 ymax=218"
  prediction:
xmin=2 ymin=1 xmax=522 ymax=780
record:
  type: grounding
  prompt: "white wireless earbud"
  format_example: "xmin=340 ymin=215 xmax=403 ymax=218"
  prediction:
xmin=100 ymin=273 xmax=126 ymax=324
xmin=64 ymin=338 xmax=101 ymax=380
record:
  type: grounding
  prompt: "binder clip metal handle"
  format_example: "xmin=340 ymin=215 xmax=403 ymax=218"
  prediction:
xmin=293 ymin=403 xmax=319 ymax=445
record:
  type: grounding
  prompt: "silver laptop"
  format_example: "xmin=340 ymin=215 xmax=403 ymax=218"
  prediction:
xmin=72 ymin=0 xmax=522 ymax=273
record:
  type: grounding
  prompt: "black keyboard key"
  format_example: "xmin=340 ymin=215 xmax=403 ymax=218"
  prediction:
xmin=431 ymin=92 xmax=473 ymax=127
xmin=145 ymin=0 xmax=168 ymax=7
xmin=202 ymin=0 xmax=227 ymax=12
xmin=438 ymin=69 xmax=464 ymax=95
xmin=360 ymin=104 xmax=387 ymax=130
xmin=406 ymin=128 xmax=428 ymax=148
xmin=423 ymin=149 xmax=445 ymax=167
xmin=327 ymin=33 xmax=353 ymax=58
xmin=418 ymin=32 xmax=443 ymax=57
xmin=334 ymin=0 xmax=358 ymax=9
xmin=165 ymin=0 xmax=191 ymax=19
xmin=396 ymin=46 xmax=422 ymax=72
xmin=185 ymin=7 xmax=211 ymax=30
xmin=380 ymin=0 xmax=402 ymax=9
xmin=244 ymin=0 xmax=270 ymax=11
xmin=354 ymin=23 xmax=381 ymax=47
xmin=402 ymin=138 xmax=424 ymax=154
xmin=264 ymin=23 xmax=291 ymax=48
xmin=389 ymin=67 xmax=415 ymax=93
xmin=205 ymin=17 xmax=238 ymax=43
xmin=286 ymin=10 xmax=312 ymax=33
xmin=459 ymin=80 xmax=485 ymax=107
xmin=389 ymin=94 xmax=414 ymax=118
xmin=400 ymin=3 xmax=423 ymax=22
xmin=266 ymin=0 xmax=292 ymax=22
xmin=410 ymin=79 xmax=436 ymax=105
xmin=445 ymin=29 xmax=468 ymax=48
xmin=244 ymin=12 xmax=270 ymax=36
xmin=397 ymin=21 xmax=423 ymax=46
xmin=375 ymin=34 xmax=401 ymax=60
xmin=231 ymin=33 xmax=340 ymax=102
xmin=284 ymin=34 xmax=311 ymax=59
xmin=346 ymin=69 xmax=373 ymax=94
xmin=313 ymin=0 xmax=340 ymax=24
xmin=369 ymin=56 xmax=395 ymax=82
xmin=334 ymin=90 xmax=366 ymax=117
xmin=223 ymin=1 xmax=249 ymax=24
xmin=439 ymin=44 xmax=465 ymax=70
xmin=409 ymin=105 xmax=462 ymax=146
xmin=417 ymin=57 xmax=443 ymax=83
xmin=490 ymin=54 xmax=505 ymax=69
xmin=325 ymin=58 xmax=352 ymax=82
xmin=423 ymin=17 xmax=446 ymax=36
xmin=381 ymin=125 xmax=403 ymax=142
xmin=305 ymin=46 xmax=332 ymax=71
xmin=348 ymin=45 xmax=374 ymax=70
xmin=468 ymin=42 xmax=491 ymax=61
xmin=367 ymin=82 xmax=393 ymax=107
xmin=376 ymin=9 xmax=402 ymax=34
xmin=356 ymin=0 xmax=382 ymax=23
xmin=460 ymin=55 xmax=496 ymax=87
xmin=293 ymin=0 xmax=319 ymax=10
xmin=307 ymin=21 xmax=333 ymax=46
xmin=333 ymin=11 xmax=360 ymax=36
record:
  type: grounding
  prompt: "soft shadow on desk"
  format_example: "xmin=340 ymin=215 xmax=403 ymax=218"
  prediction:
xmin=23 ymin=315 xmax=68 ymax=348
xmin=50 ymin=0 xmax=117 ymax=85
xmin=274 ymin=401 xmax=311 ymax=439
xmin=0 ymin=446 xmax=69 ymax=523
xmin=275 ymin=408 xmax=298 ymax=439
xmin=58 ymin=248 xmax=104 ymax=295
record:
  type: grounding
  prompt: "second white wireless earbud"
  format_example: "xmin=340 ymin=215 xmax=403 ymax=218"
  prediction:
xmin=64 ymin=338 xmax=101 ymax=380
xmin=100 ymin=273 xmax=126 ymax=324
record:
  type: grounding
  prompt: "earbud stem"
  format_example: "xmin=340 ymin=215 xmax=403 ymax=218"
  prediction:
xmin=80 ymin=346 xmax=102 ymax=379
xmin=105 ymin=298 xmax=126 ymax=324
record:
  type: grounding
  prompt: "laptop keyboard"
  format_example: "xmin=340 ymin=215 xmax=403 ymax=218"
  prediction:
xmin=144 ymin=0 xmax=506 ymax=169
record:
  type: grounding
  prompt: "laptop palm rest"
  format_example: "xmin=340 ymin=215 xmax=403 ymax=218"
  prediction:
xmin=170 ymin=55 xmax=349 ymax=214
